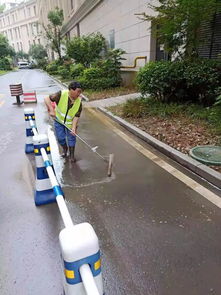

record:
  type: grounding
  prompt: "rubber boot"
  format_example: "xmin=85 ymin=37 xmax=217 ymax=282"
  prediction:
xmin=69 ymin=146 xmax=76 ymax=163
xmin=61 ymin=144 xmax=68 ymax=158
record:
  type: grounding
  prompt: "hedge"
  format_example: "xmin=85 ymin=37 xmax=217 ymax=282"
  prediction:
xmin=137 ymin=59 xmax=221 ymax=106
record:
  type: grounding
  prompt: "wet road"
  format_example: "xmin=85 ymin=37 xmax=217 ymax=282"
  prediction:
xmin=0 ymin=69 xmax=221 ymax=295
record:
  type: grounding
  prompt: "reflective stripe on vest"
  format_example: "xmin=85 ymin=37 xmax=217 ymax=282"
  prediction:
xmin=55 ymin=90 xmax=81 ymax=128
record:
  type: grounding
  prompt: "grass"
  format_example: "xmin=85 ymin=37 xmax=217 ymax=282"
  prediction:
xmin=0 ymin=70 xmax=8 ymax=75
xmin=109 ymin=97 xmax=221 ymax=136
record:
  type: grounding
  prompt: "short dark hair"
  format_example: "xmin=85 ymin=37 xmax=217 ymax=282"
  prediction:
xmin=68 ymin=81 xmax=82 ymax=90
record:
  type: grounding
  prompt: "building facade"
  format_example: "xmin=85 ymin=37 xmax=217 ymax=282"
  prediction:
xmin=37 ymin=0 xmax=158 ymax=84
xmin=38 ymin=0 xmax=157 ymax=65
xmin=0 ymin=0 xmax=44 ymax=53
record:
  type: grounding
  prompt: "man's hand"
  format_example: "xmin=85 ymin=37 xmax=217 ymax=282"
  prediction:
xmin=71 ymin=117 xmax=79 ymax=136
xmin=49 ymin=109 xmax=56 ymax=118
xmin=71 ymin=127 xmax=77 ymax=135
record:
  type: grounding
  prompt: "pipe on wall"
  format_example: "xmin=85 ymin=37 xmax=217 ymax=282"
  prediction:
xmin=121 ymin=56 xmax=147 ymax=69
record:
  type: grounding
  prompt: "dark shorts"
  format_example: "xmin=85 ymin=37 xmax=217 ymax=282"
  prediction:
xmin=54 ymin=120 xmax=76 ymax=147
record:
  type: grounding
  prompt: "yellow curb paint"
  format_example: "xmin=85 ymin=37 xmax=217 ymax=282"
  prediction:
xmin=87 ymin=107 xmax=221 ymax=208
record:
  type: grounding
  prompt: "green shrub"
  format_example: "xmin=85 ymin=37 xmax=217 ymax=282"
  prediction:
xmin=46 ymin=60 xmax=64 ymax=74
xmin=77 ymin=49 xmax=125 ymax=90
xmin=83 ymin=67 xmax=103 ymax=80
xmin=37 ymin=59 xmax=47 ymax=70
xmin=67 ymin=32 xmax=107 ymax=67
xmin=57 ymin=65 xmax=71 ymax=79
xmin=0 ymin=57 xmax=12 ymax=70
xmin=184 ymin=60 xmax=221 ymax=105
xmin=137 ymin=59 xmax=221 ymax=106
xmin=77 ymin=75 xmax=119 ymax=90
xmin=70 ymin=63 xmax=85 ymax=79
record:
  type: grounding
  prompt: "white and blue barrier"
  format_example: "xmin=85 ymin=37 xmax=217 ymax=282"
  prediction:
xmin=60 ymin=223 xmax=103 ymax=295
xmin=24 ymin=108 xmax=37 ymax=153
xmin=33 ymin=134 xmax=58 ymax=206
xmin=24 ymin=108 xmax=104 ymax=294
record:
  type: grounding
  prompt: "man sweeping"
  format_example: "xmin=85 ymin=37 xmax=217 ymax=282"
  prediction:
xmin=44 ymin=81 xmax=82 ymax=163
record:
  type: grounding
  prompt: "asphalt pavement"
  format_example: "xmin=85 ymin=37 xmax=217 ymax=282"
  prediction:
xmin=0 ymin=69 xmax=221 ymax=295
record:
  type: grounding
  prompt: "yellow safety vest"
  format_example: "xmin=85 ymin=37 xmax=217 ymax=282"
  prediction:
xmin=55 ymin=90 xmax=81 ymax=128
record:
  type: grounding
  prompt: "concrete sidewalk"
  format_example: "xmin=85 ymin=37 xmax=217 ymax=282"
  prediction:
xmin=85 ymin=92 xmax=141 ymax=107
xmin=50 ymin=75 xmax=221 ymax=189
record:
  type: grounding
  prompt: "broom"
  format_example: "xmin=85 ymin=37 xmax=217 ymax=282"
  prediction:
xmin=54 ymin=118 xmax=114 ymax=177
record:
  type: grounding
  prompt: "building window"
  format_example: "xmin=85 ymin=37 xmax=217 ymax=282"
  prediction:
xmin=26 ymin=25 xmax=29 ymax=36
xmin=8 ymin=16 xmax=10 ymax=25
xmin=36 ymin=23 xmax=39 ymax=34
xmin=38 ymin=38 xmax=41 ymax=44
xmin=33 ymin=39 xmax=36 ymax=45
xmin=28 ymin=8 xmax=31 ymax=17
xmin=109 ymin=29 xmax=115 ymax=49
xmin=71 ymin=0 xmax=74 ymax=10
xmin=20 ymin=42 xmax=23 ymax=51
xmin=33 ymin=6 xmax=36 ymax=15
xmin=17 ymin=42 xmax=19 ymax=51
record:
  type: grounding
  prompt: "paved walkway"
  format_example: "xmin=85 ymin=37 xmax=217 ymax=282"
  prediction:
xmin=84 ymin=92 xmax=141 ymax=107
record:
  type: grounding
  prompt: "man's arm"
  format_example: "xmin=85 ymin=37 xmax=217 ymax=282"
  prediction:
xmin=71 ymin=116 xmax=79 ymax=135
xmin=44 ymin=96 xmax=55 ymax=117
xmin=71 ymin=102 xmax=82 ymax=134
xmin=44 ymin=91 xmax=61 ymax=118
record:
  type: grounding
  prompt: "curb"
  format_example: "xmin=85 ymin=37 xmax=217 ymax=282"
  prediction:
xmin=98 ymin=106 xmax=221 ymax=189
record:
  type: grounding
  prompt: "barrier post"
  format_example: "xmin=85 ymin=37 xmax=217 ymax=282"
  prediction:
xmin=32 ymin=134 xmax=58 ymax=205
xmin=59 ymin=222 xmax=103 ymax=295
xmin=25 ymin=112 xmax=104 ymax=293
xmin=40 ymin=146 xmax=104 ymax=294
xmin=24 ymin=108 xmax=36 ymax=154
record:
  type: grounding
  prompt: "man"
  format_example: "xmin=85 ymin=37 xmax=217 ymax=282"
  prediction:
xmin=44 ymin=81 xmax=82 ymax=162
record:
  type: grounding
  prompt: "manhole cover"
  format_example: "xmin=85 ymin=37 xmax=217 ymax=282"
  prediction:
xmin=189 ymin=145 xmax=221 ymax=166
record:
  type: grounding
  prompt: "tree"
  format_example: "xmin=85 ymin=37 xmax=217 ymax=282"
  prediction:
xmin=29 ymin=44 xmax=47 ymax=61
xmin=67 ymin=33 xmax=107 ymax=67
xmin=0 ymin=4 xmax=5 ymax=13
xmin=43 ymin=7 xmax=64 ymax=60
xmin=0 ymin=34 xmax=15 ymax=58
xmin=139 ymin=0 xmax=221 ymax=59
xmin=16 ymin=50 xmax=29 ymax=60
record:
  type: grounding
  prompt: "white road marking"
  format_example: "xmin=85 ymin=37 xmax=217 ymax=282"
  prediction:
xmin=0 ymin=100 xmax=5 ymax=107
